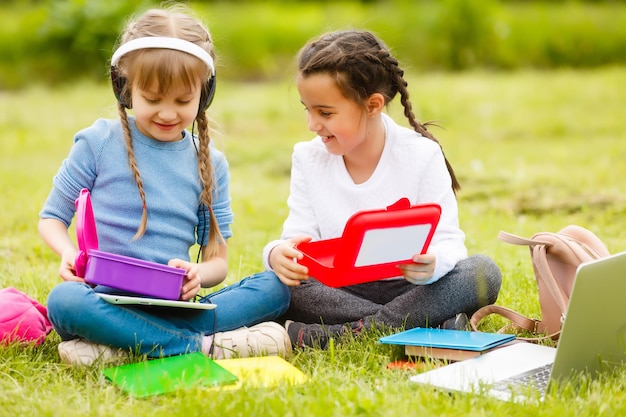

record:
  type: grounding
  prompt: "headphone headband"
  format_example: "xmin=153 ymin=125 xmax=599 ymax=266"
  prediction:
xmin=111 ymin=36 xmax=215 ymax=76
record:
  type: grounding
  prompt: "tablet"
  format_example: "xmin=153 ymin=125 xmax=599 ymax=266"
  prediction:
xmin=98 ymin=293 xmax=216 ymax=310
xmin=296 ymin=198 xmax=441 ymax=287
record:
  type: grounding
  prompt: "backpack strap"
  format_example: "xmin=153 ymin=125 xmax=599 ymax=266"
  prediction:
xmin=471 ymin=230 xmax=570 ymax=342
xmin=470 ymin=304 xmax=561 ymax=342
xmin=498 ymin=230 xmax=553 ymax=247
xmin=470 ymin=304 xmax=539 ymax=333
xmin=499 ymin=231 xmax=570 ymax=316
xmin=532 ymin=243 xmax=570 ymax=316
xmin=500 ymin=230 xmax=577 ymax=322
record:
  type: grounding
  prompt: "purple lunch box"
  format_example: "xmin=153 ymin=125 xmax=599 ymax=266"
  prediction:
xmin=74 ymin=188 xmax=185 ymax=300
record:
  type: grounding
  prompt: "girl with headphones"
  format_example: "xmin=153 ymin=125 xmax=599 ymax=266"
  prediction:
xmin=39 ymin=6 xmax=291 ymax=365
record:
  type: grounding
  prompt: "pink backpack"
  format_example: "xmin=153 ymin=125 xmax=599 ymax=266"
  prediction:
xmin=0 ymin=287 xmax=53 ymax=346
xmin=470 ymin=225 xmax=610 ymax=343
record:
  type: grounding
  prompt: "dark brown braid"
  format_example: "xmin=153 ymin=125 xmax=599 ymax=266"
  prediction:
xmin=298 ymin=30 xmax=461 ymax=193
xmin=388 ymin=55 xmax=461 ymax=193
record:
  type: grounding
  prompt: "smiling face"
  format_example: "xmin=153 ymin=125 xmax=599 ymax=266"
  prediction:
xmin=297 ymin=73 xmax=375 ymax=157
xmin=131 ymin=78 xmax=202 ymax=142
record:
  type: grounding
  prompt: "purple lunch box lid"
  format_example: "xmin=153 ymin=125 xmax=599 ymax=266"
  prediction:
xmin=89 ymin=250 xmax=185 ymax=274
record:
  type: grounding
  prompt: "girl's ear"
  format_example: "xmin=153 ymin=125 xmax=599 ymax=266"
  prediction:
xmin=366 ymin=93 xmax=385 ymax=116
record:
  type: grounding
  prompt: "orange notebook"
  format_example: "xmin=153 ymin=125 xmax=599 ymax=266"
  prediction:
xmin=404 ymin=340 xmax=523 ymax=362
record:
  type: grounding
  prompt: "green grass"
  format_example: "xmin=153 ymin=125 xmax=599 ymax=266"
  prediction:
xmin=1 ymin=67 xmax=626 ymax=415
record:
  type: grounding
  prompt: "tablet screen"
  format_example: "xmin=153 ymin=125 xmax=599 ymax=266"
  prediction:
xmin=354 ymin=224 xmax=431 ymax=267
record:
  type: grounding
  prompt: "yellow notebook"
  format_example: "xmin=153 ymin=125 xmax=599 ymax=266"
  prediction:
xmin=215 ymin=356 xmax=307 ymax=389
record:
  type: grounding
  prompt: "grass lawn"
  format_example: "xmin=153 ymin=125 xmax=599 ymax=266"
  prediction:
xmin=1 ymin=67 xmax=625 ymax=415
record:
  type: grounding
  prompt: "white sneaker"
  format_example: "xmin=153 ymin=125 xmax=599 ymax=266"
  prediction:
xmin=211 ymin=322 xmax=292 ymax=360
xmin=58 ymin=339 xmax=128 ymax=366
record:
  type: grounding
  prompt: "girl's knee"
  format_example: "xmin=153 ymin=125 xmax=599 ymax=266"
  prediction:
xmin=247 ymin=271 xmax=291 ymax=317
xmin=245 ymin=271 xmax=291 ymax=303
xmin=465 ymin=254 xmax=503 ymax=303
xmin=47 ymin=282 xmax=92 ymax=317
xmin=262 ymin=271 xmax=291 ymax=300
xmin=469 ymin=254 xmax=502 ymax=280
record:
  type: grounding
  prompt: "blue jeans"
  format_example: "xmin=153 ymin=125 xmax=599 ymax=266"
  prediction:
xmin=47 ymin=271 xmax=290 ymax=357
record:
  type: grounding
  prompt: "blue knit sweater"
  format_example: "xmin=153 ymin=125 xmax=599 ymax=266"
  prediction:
xmin=40 ymin=117 xmax=233 ymax=264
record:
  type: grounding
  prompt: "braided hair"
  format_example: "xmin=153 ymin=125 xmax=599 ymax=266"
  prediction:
xmin=297 ymin=30 xmax=461 ymax=193
xmin=113 ymin=7 xmax=223 ymax=256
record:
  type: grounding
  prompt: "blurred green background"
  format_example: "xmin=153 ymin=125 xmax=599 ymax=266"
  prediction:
xmin=2 ymin=0 xmax=626 ymax=89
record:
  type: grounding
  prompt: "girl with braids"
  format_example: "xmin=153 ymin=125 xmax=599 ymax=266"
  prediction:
xmin=39 ymin=7 xmax=290 ymax=365
xmin=264 ymin=30 xmax=502 ymax=349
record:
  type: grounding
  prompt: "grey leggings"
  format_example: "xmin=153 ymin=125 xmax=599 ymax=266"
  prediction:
xmin=281 ymin=254 xmax=502 ymax=329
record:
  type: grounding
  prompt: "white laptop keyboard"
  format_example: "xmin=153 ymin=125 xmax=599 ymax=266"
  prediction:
xmin=490 ymin=363 xmax=553 ymax=395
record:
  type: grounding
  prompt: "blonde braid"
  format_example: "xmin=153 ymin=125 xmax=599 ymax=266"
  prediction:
xmin=118 ymin=103 xmax=149 ymax=239
xmin=195 ymin=111 xmax=223 ymax=257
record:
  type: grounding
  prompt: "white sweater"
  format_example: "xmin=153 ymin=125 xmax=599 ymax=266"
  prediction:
xmin=263 ymin=113 xmax=467 ymax=284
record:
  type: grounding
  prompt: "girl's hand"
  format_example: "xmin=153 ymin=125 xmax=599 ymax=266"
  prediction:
xmin=59 ymin=247 xmax=85 ymax=283
xmin=398 ymin=252 xmax=437 ymax=285
xmin=168 ymin=259 xmax=201 ymax=301
xmin=269 ymin=235 xmax=312 ymax=286
xmin=38 ymin=218 xmax=85 ymax=283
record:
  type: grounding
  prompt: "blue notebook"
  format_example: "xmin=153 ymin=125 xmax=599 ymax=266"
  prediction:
xmin=379 ymin=328 xmax=515 ymax=351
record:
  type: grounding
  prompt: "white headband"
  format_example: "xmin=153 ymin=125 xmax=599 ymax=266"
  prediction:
xmin=111 ymin=36 xmax=215 ymax=76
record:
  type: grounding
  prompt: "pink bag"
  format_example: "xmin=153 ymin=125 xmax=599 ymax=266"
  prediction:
xmin=470 ymin=225 xmax=610 ymax=343
xmin=0 ymin=287 xmax=53 ymax=346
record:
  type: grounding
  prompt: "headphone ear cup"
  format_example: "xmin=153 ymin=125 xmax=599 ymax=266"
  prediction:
xmin=110 ymin=66 xmax=131 ymax=109
xmin=198 ymin=76 xmax=216 ymax=114
xmin=111 ymin=66 xmax=214 ymax=112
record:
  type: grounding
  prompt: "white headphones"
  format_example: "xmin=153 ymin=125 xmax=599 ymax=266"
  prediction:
xmin=111 ymin=36 xmax=215 ymax=75
xmin=110 ymin=36 xmax=217 ymax=111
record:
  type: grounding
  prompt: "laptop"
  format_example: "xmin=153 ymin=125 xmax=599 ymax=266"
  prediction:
xmin=98 ymin=293 xmax=216 ymax=310
xmin=410 ymin=251 xmax=626 ymax=402
xmin=296 ymin=198 xmax=441 ymax=287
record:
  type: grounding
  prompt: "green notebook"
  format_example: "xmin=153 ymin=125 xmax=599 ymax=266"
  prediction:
xmin=102 ymin=352 xmax=238 ymax=397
